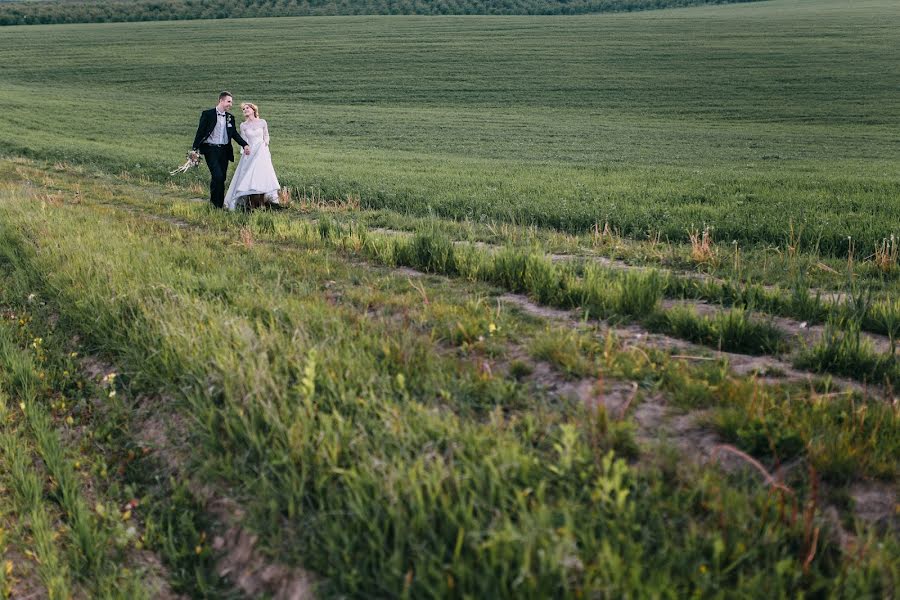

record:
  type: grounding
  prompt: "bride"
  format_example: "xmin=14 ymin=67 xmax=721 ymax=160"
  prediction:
xmin=224 ymin=102 xmax=281 ymax=210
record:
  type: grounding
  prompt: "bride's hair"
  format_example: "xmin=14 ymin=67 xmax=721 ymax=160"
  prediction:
xmin=240 ymin=102 xmax=260 ymax=118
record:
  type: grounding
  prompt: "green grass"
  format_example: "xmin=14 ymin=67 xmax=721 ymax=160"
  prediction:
xmin=0 ymin=423 xmax=72 ymax=599
xmin=714 ymin=388 xmax=899 ymax=483
xmin=31 ymin=157 xmax=900 ymax=477
xmin=15 ymin=157 xmax=900 ymax=385
xmin=648 ymin=306 xmax=787 ymax=355
xmin=0 ymin=0 xmax=898 ymax=256
xmin=530 ymin=327 xmax=597 ymax=378
xmin=795 ymin=320 xmax=900 ymax=388
xmin=1 ymin=164 xmax=897 ymax=596
xmin=1 ymin=0 xmax=899 ymax=593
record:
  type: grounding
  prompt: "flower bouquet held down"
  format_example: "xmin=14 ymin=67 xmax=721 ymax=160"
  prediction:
xmin=170 ymin=149 xmax=201 ymax=175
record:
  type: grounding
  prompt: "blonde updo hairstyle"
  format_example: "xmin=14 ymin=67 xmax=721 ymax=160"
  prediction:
xmin=240 ymin=102 xmax=259 ymax=118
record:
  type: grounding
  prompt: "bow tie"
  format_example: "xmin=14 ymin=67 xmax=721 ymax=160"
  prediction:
xmin=217 ymin=112 xmax=227 ymax=117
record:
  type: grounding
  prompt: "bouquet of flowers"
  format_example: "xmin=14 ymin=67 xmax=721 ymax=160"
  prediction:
xmin=170 ymin=149 xmax=201 ymax=175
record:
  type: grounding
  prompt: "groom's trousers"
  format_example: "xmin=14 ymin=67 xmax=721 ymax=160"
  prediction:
xmin=203 ymin=145 xmax=230 ymax=209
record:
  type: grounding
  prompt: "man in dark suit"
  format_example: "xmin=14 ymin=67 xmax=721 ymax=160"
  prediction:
xmin=192 ymin=91 xmax=251 ymax=208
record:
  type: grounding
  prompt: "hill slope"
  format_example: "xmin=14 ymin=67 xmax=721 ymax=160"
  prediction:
xmin=0 ymin=0 xmax=897 ymax=257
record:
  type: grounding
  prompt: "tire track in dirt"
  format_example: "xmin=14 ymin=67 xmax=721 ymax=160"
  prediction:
xmin=499 ymin=294 xmax=874 ymax=394
xmin=134 ymin=407 xmax=317 ymax=600
xmin=81 ymin=354 xmax=318 ymax=600
xmin=498 ymin=293 xmax=898 ymax=533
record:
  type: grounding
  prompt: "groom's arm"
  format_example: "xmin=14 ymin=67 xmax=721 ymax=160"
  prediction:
xmin=192 ymin=111 xmax=210 ymax=151
xmin=230 ymin=122 xmax=249 ymax=150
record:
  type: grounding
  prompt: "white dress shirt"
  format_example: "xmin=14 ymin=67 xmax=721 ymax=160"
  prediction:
xmin=205 ymin=111 xmax=228 ymax=145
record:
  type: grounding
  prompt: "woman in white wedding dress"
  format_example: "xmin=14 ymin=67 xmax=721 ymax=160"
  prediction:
xmin=224 ymin=102 xmax=281 ymax=211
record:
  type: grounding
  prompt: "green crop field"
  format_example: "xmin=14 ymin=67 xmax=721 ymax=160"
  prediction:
xmin=0 ymin=0 xmax=897 ymax=597
xmin=0 ymin=0 xmax=897 ymax=255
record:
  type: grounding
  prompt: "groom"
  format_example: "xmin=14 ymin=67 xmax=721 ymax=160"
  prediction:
xmin=192 ymin=91 xmax=251 ymax=208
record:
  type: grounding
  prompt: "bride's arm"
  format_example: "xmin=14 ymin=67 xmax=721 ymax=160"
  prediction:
xmin=263 ymin=121 xmax=270 ymax=147
xmin=237 ymin=122 xmax=251 ymax=154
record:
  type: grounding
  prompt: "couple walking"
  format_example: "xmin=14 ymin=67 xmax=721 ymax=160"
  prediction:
xmin=192 ymin=91 xmax=281 ymax=210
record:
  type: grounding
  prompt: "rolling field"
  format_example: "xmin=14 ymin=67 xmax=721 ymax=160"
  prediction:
xmin=0 ymin=0 xmax=898 ymax=597
xmin=0 ymin=0 xmax=897 ymax=255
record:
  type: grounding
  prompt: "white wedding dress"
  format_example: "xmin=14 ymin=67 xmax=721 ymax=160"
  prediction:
xmin=224 ymin=119 xmax=281 ymax=210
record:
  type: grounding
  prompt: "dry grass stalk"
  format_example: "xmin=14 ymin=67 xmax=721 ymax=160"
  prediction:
xmin=803 ymin=526 xmax=821 ymax=574
xmin=846 ymin=236 xmax=855 ymax=274
xmin=408 ymin=277 xmax=429 ymax=305
xmin=801 ymin=465 xmax=821 ymax=574
xmin=343 ymin=193 xmax=361 ymax=211
xmin=296 ymin=187 xmax=324 ymax=212
xmin=815 ymin=262 xmax=839 ymax=274
xmin=872 ymin=235 xmax=898 ymax=272
xmin=712 ymin=444 xmax=794 ymax=495
xmin=670 ymin=354 xmax=718 ymax=361
xmin=299 ymin=189 xmax=360 ymax=213
xmin=277 ymin=188 xmax=292 ymax=206
xmin=239 ymin=227 xmax=254 ymax=248
xmin=38 ymin=193 xmax=63 ymax=205
xmin=786 ymin=220 xmax=801 ymax=260
xmin=591 ymin=221 xmax=617 ymax=247
xmin=688 ymin=225 xmax=716 ymax=264
xmin=617 ymin=382 xmax=639 ymax=420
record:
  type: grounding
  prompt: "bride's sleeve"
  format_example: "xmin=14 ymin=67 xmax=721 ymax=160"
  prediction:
xmin=264 ymin=121 xmax=270 ymax=146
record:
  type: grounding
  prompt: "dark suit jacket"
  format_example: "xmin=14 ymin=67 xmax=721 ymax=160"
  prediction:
xmin=192 ymin=108 xmax=249 ymax=162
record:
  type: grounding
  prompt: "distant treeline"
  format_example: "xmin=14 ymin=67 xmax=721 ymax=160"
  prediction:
xmin=0 ymin=0 xmax=763 ymax=25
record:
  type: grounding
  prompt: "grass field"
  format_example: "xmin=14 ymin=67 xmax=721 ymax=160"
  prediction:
xmin=0 ymin=0 xmax=897 ymax=255
xmin=1 ymin=157 xmax=897 ymax=597
xmin=0 ymin=0 xmax=898 ymax=597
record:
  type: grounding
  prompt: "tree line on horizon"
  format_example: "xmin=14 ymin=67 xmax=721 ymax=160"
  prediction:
xmin=0 ymin=0 xmax=762 ymax=25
